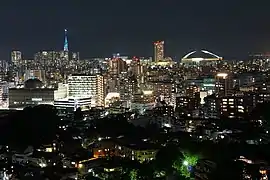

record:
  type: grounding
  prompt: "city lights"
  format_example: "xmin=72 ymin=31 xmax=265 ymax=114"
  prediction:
xmin=216 ymin=73 xmax=228 ymax=78
xmin=0 ymin=6 xmax=268 ymax=179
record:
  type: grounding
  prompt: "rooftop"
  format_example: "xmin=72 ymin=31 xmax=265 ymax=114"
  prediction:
xmin=24 ymin=78 xmax=43 ymax=89
xmin=182 ymin=50 xmax=222 ymax=62
xmin=114 ymin=138 xmax=159 ymax=150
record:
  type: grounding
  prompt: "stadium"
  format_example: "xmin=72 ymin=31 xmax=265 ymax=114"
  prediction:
xmin=181 ymin=50 xmax=223 ymax=64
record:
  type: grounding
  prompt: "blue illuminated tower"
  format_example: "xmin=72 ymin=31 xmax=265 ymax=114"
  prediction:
xmin=64 ymin=29 xmax=69 ymax=51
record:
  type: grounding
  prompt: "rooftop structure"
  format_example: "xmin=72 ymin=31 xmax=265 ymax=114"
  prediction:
xmin=181 ymin=50 xmax=222 ymax=64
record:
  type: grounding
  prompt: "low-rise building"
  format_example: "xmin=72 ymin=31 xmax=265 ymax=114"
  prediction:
xmin=115 ymin=141 xmax=158 ymax=163
xmin=9 ymin=79 xmax=67 ymax=108
xmin=92 ymin=139 xmax=158 ymax=163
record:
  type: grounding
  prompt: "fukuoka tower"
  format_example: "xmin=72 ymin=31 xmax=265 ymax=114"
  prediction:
xmin=64 ymin=29 xmax=69 ymax=51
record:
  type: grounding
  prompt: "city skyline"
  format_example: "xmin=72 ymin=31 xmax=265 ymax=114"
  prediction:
xmin=0 ymin=0 xmax=270 ymax=60
xmin=0 ymin=1 xmax=270 ymax=179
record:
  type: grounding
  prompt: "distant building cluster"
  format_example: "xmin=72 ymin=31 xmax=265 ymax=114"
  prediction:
xmin=0 ymin=29 xmax=270 ymax=179
xmin=1 ymin=32 xmax=269 ymax=121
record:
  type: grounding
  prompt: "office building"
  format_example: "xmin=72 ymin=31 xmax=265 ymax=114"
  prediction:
xmin=131 ymin=90 xmax=155 ymax=114
xmin=215 ymin=73 xmax=233 ymax=97
xmin=154 ymin=41 xmax=164 ymax=62
xmin=176 ymin=96 xmax=200 ymax=117
xmin=54 ymin=97 xmax=91 ymax=112
xmin=11 ymin=51 xmax=22 ymax=66
xmin=186 ymin=85 xmax=200 ymax=98
xmin=68 ymin=75 xmax=105 ymax=107
xmin=34 ymin=51 xmax=61 ymax=68
xmin=204 ymin=95 xmax=219 ymax=119
xmin=151 ymin=81 xmax=173 ymax=103
xmin=220 ymin=96 xmax=246 ymax=119
xmin=119 ymin=74 xmax=138 ymax=105
xmin=108 ymin=58 xmax=127 ymax=75
xmin=204 ymin=95 xmax=247 ymax=119
xmin=9 ymin=79 xmax=68 ymax=108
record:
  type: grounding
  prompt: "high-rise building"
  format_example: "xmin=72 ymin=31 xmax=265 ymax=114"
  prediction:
xmin=105 ymin=76 xmax=120 ymax=94
xmin=34 ymin=51 xmax=61 ymax=68
xmin=11 ymin=51 xmax=22 ymax=66
xmin=131 ymin=90 xmax=155 ymax=114
xmin=0 ymin=60 xmax=9 ymax=72
xmin=64 ymin=29 xmax=69 ymax=52
xmin=119 ymin=75 xmax=138 ymax=104
xmin=220 ymin=96 xmax=245 ymax=119
xmin=151 ymin=81 xmax=172 ymax=103
xmin=68 ymin=75 xmax=105 ymax=107
xmin=108 ymin=58 xmax=127 ymax=75
xmin=60 ymin=29 xmax=69 ymax=65
xmin=0 ymin=84 xmax=3 ymax=106
xmin=176 ymin=96 xmax=200 ymax=117
xmin=204 ymin=95 xmax=247 ymax=119
xmin=129 ymin=58 xmax=146 ymax=85
xmin=130 ymin=58 xmax=145 ymax=77
xmin=215 ymin=73 xmax=233 ymax=97
xmin=72 ymin=52 xmax=80 ymax=61
xmin=60 ymin=50 xmax=69 ymax=66
xmin=96 ymin=75 xmax=105 ymax=107
xmin=204 ymin=95 xmax=218 ymax=119
xmin=154 ymin=41 xmax=164 ymax=62
xmin=24 ymin=70 xmax=46 ymax=82
xmin=186 ymin=85 xmax=200 ymax=98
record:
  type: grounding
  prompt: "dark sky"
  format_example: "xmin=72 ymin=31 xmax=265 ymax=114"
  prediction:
xmin=0 ymin=0 xmax=270 ymax=60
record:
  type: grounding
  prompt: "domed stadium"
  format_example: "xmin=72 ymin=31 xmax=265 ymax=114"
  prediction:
xmin=181 ymin=50 xmax=222 ymax=63
xmin=24 ymin=78 xmax=43 ymax=89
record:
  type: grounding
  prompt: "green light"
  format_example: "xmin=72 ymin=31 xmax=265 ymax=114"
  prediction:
xmin=183 ymin=160 xmax=189 ymax=166
xmin=173 ymin=152 xmax=199 ymax=178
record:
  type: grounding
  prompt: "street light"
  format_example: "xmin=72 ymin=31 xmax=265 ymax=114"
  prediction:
xmin=183 ymin=160 xmax=189 ymax=166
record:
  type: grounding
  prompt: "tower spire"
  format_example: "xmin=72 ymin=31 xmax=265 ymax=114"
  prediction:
xmin=64 ymin=29 xmax=68 ymax=51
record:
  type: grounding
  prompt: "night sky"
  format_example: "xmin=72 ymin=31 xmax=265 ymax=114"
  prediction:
xmin=0 ymin=0 xmax=270 ymax=60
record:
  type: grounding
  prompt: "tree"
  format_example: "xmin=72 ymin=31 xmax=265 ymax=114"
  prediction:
xmin=173 ymin=152 xmax=199 ymax=178
xmin=155 ymin=144 xmax=181 ymax=173
xmin=3 ymin=105 xmax=60 ymax=147
xmin=129 ymin=169 xmax=139 ymax=180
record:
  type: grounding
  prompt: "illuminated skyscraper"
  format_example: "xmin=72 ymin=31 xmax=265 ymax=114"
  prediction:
xmin=108 ymin=58 xmax=127 ymax=75
xmin=34 ymin=51 xmax=60 ymax=68
xmin=72 ymin=52 xmax=80 ymax=60
xmin=154 ymin=41 xmax=164 ymax=62
xmin=215 ymin=73 xmax=233 ymax=97
xmin=61 ymin=29 xmax=69 ymax=64
xmin=68 ymin=75 xmax=105 ymax=107
xmin=64 ymin=29 xmax=69 ymax=52
xmin=11 ymin=51 xmax=22 ymax=66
